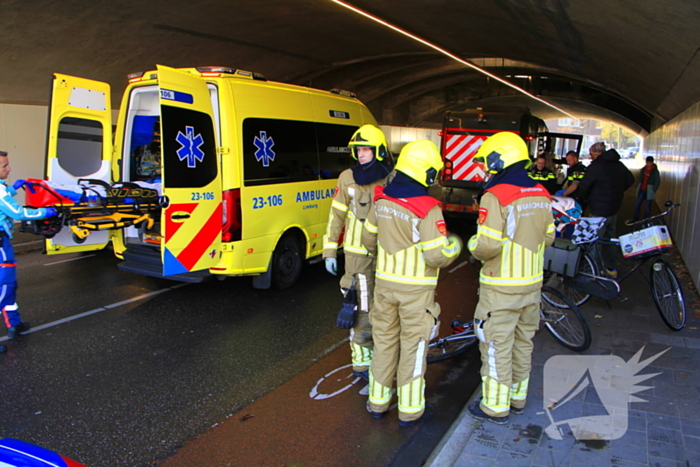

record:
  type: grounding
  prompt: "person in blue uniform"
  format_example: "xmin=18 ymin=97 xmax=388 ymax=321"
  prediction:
xmin=0 ymin=150 xmax=57 ymax=352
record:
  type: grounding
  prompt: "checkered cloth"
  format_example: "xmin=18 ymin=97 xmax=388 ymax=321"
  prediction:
xmin=571 ymin=217 xmax=607 ymax=244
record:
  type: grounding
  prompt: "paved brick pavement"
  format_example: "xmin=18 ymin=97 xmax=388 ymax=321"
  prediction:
xmin=428 ymin=196 xmax=700 ymax=467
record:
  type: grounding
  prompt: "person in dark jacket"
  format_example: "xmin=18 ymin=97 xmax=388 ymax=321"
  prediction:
xmin=633 ymin=156 xmax=661 ymax=221
xmin=528 ymin=155 xmax=558 ymax=194
xmin=577 ymin=142 xmax=634 ymax=277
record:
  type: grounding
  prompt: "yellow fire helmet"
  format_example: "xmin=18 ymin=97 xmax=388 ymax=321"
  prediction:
xmin=348 ymin=124 xmax=389 ymax=161
xmin=474 ymin=131 xmax=531 ymax=174
xmin=395 ymin=139 xmax=444 ymax=187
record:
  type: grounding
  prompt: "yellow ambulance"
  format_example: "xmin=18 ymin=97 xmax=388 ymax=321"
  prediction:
xmin=44 ymin=65 xmax=377 ymax=288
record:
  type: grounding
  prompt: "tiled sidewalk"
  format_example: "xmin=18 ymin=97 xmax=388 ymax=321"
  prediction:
xmin=428 ymin=227 xmax=700 ymax=466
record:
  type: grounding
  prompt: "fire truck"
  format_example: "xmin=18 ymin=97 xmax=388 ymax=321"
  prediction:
xmin=436 ymin=106 xmax=582 ymax=218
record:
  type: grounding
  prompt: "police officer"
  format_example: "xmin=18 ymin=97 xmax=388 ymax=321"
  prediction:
xmin=557 ymin=150 xmax=586 ymax=200
xmin=528 ymin=155 xmax=557 ymax=194
xmin=467 ymin=133 xmax=555 ymax=425
xmin=362 ymin=140 xmax=462 ymax=427
xmin=322 ymin=125 xmax=394 ymax=381
xmin=0 ymin=150 xmax=57 ymax=352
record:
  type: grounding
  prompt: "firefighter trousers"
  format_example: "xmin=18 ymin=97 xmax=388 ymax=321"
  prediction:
xmin=0 ymin=236 xmax=19 ymax=330
xmin=368 ymin=286 xmax=440 ymax=422
xmin=474 ymin=289 xmax=540 ymax=417
xmin=340 ymin=253 xmax=375 ymax=372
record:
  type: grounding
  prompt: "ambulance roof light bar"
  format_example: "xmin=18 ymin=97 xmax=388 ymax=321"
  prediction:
xmin=330 ymin=89 xmax=357 ymax=98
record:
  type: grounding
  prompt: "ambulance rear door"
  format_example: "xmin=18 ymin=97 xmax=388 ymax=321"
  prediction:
xmin=44 ymin=74 xmax=113 ymax=254
xmin=157 ymin=65 xmax=222 ymax=276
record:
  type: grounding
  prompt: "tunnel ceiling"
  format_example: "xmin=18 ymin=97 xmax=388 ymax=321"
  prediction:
xmin=3 ymin=0 xmax=700 ymax=135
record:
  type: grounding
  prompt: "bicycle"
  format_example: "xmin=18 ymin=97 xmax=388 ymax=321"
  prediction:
xmin=427 ymin=285 xmax=591 ymax=363
xmin=543 ymin=201 xmax=686 ymax=331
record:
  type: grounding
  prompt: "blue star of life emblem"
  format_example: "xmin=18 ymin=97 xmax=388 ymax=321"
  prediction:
xmin=253 ymin=131 xmax=276 ymax=167
xmin=176 ymin=126 xmax=205 ymax=168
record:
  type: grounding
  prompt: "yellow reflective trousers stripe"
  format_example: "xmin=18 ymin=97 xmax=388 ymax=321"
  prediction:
xmin=369 ymin=372 xmax=392 ymax=405
xmin=482 ymin=375 xmax=511 ymax=413
xmin=511 ymin=377 xmax=529 ymax=401
xmin=350 ymin=341 xmax=373 ymax=367
xmin=398 ymin=378 xmax=425 ymax=414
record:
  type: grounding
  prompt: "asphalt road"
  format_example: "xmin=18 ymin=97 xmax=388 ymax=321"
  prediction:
xmin=0 ymin=221 xmax=481 ymax=467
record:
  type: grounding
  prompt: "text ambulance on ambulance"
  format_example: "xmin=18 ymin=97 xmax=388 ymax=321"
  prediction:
xmin=43 ymin=65 xmax=377 ymax=288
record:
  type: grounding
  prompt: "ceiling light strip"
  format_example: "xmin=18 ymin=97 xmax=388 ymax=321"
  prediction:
xmin=330 ymin=0 xmax=576 ymax=118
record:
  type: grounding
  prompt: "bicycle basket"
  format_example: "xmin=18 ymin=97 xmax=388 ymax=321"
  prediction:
xmin=619 ymin=225 xmax=673 ymax=259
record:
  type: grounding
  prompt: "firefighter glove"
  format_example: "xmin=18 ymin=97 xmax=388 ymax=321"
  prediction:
xmin=325 ymin=257 xmax=338 ymax=276
xmin=337 ymin=284 xmax=358 ymax=329
xmin=12 ymin=180 xmax=25 ymax=191
xmin=555 ymin=189 xmax=566 ymax=196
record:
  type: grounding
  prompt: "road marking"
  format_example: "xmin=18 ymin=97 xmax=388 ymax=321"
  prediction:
xmin=0 ymin=283 xmax=189 ymax=342
xmin=43 ymin=254 xmax=96 ymax=266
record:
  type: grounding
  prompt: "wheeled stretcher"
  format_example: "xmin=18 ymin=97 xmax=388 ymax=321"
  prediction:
xmin=19 ymin=178 xmax=161 ymax=242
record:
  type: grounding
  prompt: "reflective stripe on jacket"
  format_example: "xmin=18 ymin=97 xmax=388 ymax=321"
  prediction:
xmin=323 ymin=169 xmax=390 ymax=258
xmin=362 ymin=199 xmax=460 ymax=291
xmin=468 ymin=184 xmax=555 ymax=294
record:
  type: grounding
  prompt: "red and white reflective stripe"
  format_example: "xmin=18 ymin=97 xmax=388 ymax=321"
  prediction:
xmin=445 ymin=134 xmax=486 ymax=181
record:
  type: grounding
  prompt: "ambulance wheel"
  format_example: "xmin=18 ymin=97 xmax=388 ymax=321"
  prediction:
xmin=271 ymin=234 xmax=303 ymax=289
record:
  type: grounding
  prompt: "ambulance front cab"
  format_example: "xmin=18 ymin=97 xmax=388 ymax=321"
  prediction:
xmin=44 ymin=65 xmax=377 ymax=289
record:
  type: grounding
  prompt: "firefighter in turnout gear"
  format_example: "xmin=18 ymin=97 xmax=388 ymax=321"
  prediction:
xmin=362 ymin=140 xmax=462 ymax=427
xmin=467 ymin=132 xmax=555 ymax=425
xmin=323 ymin=125 xmax=394 ymax=381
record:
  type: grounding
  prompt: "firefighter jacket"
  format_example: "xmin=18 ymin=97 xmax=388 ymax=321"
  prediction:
xmin=361 ymin=187 xmax=461 ymax=292
xmin=323 ymin=169 xmax=391 ymax=258
xmin=468 ymin=184 xmax=555 ymax=295
xmin=0 ymin=181 xmax=50 ymax=238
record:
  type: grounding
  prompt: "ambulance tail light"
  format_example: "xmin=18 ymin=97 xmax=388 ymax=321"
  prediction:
xmin=222 ymin=189 xmax=242 ymax=242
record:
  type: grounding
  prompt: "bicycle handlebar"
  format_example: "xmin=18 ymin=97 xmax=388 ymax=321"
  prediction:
xmin=625 ymin=201 xmax=680 ymax=228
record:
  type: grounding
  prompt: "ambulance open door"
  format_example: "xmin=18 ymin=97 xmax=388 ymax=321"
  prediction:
xmin=44 ymin=74 xmax=113 ymax=254
xmin=156 ymin=65 xmax=222 ymax=276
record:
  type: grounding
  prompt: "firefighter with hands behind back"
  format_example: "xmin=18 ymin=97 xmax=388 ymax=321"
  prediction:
xmin=0 ymin=150 xmax=58 ymax=354
xmin=361 ymin=139 xmax=462 ymax=427
xmin=467 ymin=132 xmax=555 ymax=425
xmin=322 ymin=125 xmax=394 ymax=381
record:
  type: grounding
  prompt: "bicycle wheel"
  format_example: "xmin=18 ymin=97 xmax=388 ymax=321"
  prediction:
xmin=540 ymin=285 xmax=592 ymax=352
xmin=650 ymin=259 xmax=686 ymax=330
xmin=427 ymin=332 xmax=478 ymax=364
xmin=543 ymin=251 xmax=596 ymax=308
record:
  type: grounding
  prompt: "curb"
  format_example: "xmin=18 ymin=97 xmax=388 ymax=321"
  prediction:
xmin=14 ymin=240 xmax=44 ymax=254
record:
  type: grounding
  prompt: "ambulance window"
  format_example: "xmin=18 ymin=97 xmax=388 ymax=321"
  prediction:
xmin=56 ymin=117 xmax=103 ymax=177
xmin=316 ymin=123 xmax=357 ymax=179
xmin=242 ymin=118 xmax=319 ymax=186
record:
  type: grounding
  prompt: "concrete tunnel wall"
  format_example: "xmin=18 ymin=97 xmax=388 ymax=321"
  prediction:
xmin=646 ymin=103 xmax=700 ymax=290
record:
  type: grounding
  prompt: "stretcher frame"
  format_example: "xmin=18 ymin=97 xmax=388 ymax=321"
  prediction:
xmin=19 ymin=179 xmax=161 ymax=243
